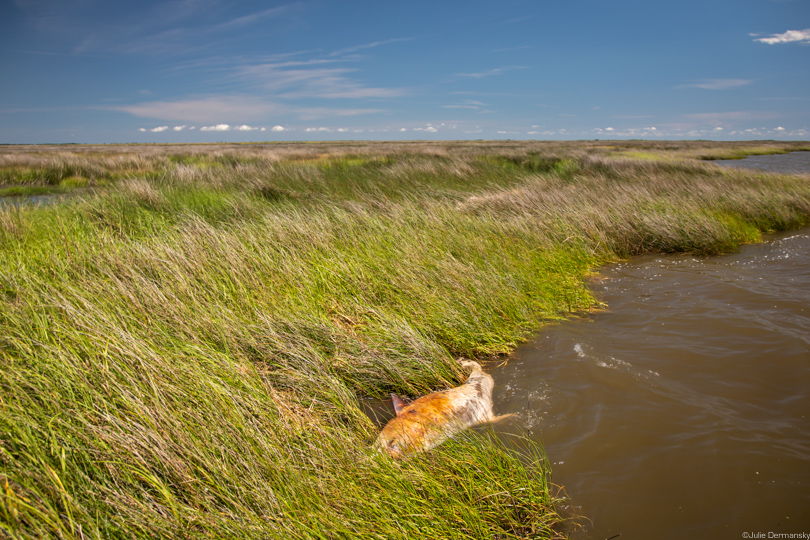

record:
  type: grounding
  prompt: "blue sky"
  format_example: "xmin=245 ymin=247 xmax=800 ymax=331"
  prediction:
xmin=1 ymin=0 xmax=808 ymax=143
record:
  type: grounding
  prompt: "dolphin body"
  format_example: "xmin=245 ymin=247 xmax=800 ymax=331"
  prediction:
xmin=374 ymin=360 xmax=509 ymax=459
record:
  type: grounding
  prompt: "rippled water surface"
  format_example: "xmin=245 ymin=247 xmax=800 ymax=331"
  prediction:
xmin=494 ymin=230 xmax=810 ymax=539
xmin=713 ymin=151 xmax=810 ymax=174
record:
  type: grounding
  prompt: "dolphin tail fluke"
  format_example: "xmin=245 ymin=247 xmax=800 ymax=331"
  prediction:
xmin=487 ymin=413 xmax=515 ymax=424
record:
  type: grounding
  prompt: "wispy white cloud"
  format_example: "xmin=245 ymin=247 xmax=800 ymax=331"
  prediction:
xmin=684 ymin=111 xmax=779 ymax=123
xmin=211 ymin=5 xmax=297 ymax=33
xmin=115 ymin=96 xmax=281 ymax=123
xmin=442 ymin=105 xmax=480 ymax=110
xmin=754 ymin=29 xmax=810 ymax=45
xmin=236 ymin=61 xmax=347 ymax=90
xmin=150 ymin=126 xmax=169 ymax=132
xmin=20 ymin=0 xmax=304 ymax=56
xmin=295 ymin=106 xmax=385 ymax=120
xmin=327 ymin=37 xmax=412 ymax=57
xmin=680 ymin=79 xmax=753 ymax=90
xmin=442 ymin=99 xmax=487 ymax=111
xmin=172 ymin=125 xmax=186 ymax=131
xmin=235 ymin=61 xmax=407 ymax=99
xmin=454 ymin=66 xmax=524 ymax=78
xmin=116 ymin=92 xmax=390 ymax=126
xmin=200 ymin=124 xmax=231 ymax=131
xmin=271 ymin=125 xmax=286 ymax=132
xmin=233 ymin=124 xmax=260 ymax=131
xmin=316 ymin=87 xmax=404 ymax=99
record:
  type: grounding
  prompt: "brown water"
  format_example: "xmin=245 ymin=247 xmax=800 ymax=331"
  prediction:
xmin=494 ymin=229 xmax=810 ymax=539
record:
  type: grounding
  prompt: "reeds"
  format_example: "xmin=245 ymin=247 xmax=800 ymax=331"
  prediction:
xmin=1 ymin=140 xmax=809 ymax=539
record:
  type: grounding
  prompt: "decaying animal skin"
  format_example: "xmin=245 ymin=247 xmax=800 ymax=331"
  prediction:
xmin=374 ymin=360 xmax=510 ymax=458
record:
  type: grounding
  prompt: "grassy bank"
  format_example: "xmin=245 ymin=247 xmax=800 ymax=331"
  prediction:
xmin=2 ymin=141 xmax=809 ymax=539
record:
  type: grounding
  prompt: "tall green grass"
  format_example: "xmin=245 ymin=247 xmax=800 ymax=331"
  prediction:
xmin=1 ymin=141 xmax=809 ymax=539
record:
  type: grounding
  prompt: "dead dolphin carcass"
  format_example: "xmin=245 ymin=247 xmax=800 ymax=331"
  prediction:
xmin=374 ymin=360 xmax=511 ymax=458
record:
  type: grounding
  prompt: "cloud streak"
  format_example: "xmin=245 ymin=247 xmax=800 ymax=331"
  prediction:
xmin=453 ymin=66 xmax=524 ymax=79
xmin=116 ymin=96 xmax=281 ymax=123
xmin=327 ymin=37 xmax=412 ymax=57
xmin=754 ymin=29 xmax=810 ymax=45
xmin=18 ymin=0 xmax=304 ymax=57
xmin=680 ymin=79 xmax=753 ymax=90
xmin=210 ymin=4 xmax=297 ymax=33
xmin=442 ymin=99 xmax=487 ymax=111
xmin=683 ymin=111 xmax=780 ymax=124
xmin=235 ymin=61 xmax=407 ymax=100
xmin=295 ymin=106 xmax=385 ymax=120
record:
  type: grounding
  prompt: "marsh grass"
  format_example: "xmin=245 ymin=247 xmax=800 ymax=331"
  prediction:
xmin=1 ymin=140 xmax=810 ymax=539
xmin=0 ymin=185 xmax=66 ymax=198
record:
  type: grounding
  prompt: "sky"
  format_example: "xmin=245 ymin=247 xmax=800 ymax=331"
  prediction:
xmin=1 ymin=0 xmax=809 ymax=144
